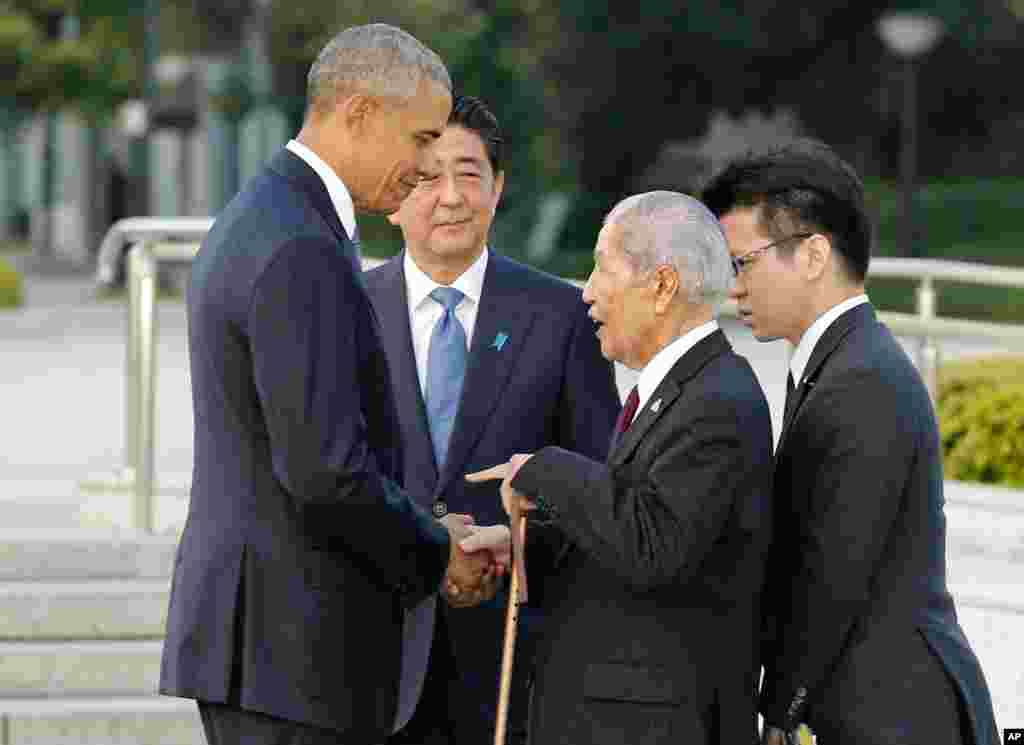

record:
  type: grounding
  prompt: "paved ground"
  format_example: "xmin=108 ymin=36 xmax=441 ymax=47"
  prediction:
xmin=2 ymin=262 xmax=1023 ymax=730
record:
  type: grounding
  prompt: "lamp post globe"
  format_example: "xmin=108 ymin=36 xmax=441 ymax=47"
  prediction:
xmin=877 ymin=12 xmax=945 ymax=260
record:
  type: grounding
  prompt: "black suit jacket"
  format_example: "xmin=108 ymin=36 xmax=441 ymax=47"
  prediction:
xmin=511 ymin=330 xmax=774 ymax=745
xmin=159 ymin=149 xmax=451 ymax=742
xmin=761 ymin=303 xmax=998 ymax=744
xmin=364 ymin=251 xmax=621 ymax=742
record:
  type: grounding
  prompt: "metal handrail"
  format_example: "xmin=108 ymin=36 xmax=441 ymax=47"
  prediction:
xmin=86 ymin=218 xmax=210 ymax=532
xmin=88 ymin=217 xmax=1024 ymax=531
xmin=95 ymin=217 xmax=214 ymax=286
xmin=869 ymin=257 xmax=1024 ymax=288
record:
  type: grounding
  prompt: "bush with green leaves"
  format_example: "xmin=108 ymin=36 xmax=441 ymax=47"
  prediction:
xmin=0 ymin=256 xmax=24 ymax=308
xmin=937 ymin=356 xmax=1024 ymax=487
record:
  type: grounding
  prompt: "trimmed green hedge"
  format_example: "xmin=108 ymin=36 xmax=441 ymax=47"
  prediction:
xmin=938 ymin=356 xmax=1024 ymax=487
xmin=0 ymin=256 xmax=23 ymax=309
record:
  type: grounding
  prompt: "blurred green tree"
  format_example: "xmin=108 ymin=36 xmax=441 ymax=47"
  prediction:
xmin=530 ymin=0 xmax=1024 ymax=255
xmin=0 ymin=0 xmax=143 ymax=253
xmin=0 ymin=1 xmax=142 ymax=118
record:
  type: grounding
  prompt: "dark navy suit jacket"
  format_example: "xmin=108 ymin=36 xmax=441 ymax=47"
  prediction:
xmin=159 ymin=149 xmax=451 ymax=742
xmin=364 ymin=251 xmax=621 ymax=742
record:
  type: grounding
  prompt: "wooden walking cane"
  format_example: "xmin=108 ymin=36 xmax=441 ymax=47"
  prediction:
xmin=494 ymin=505 xmax=528 ymax=745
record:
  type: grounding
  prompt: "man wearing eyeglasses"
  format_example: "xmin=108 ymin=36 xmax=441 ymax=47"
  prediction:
xmin=703 ymin=140 xmax=998 ymax=745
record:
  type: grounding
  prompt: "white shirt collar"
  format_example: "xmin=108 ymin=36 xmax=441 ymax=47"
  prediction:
xmin=285 ymin=139 xmax=357 ymax=242
xmin=636 ymin=320 xmax=720 ymax=417
xmin=790 ymin=294 xmax=870 ymax=384
xmin=403 ymin=248 xmax=489 ymax=311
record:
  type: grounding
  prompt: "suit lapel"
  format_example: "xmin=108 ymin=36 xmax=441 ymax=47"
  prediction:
xmin=777 ymin=303 xmax=876 ymax=447
xmin=267 ymin=149 xmax=359 ymax=272
xmin=372 ymin=256 xmax=438 ymax=485
xmin=610 ymin=330 xmax=731 ymax=467
xmin=436 ymin=253 xmax=538 ymax=494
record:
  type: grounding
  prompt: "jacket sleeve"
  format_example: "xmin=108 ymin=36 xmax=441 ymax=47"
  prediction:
xmin=511 ymin=395 xmax=750 ymax=592
xmin=760 ymin=370 xmax=915 ymax=730
xmin=248 ymin=236 xmax=449 ymax=607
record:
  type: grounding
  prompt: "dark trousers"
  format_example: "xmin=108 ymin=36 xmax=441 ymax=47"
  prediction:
xmin=387 ymin=605 xmax=458 ymax=745
xmin=444 ymin=603 xmax=540 ymax=745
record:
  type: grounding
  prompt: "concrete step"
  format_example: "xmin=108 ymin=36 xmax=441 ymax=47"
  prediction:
xmin=0 ymin=486 xmax=190 ymax=534
xmin=0 ymin=580 xmax=169 ymax=640
xmin=0 ymin=695 xmax=203 ymax=745
xmin=0 ymin=531 xmax=178 ymax=581
xmin=0 ymin=497 xmax=92 ymax=531
xmin=0 ymin=640 xmax=162 ymax=697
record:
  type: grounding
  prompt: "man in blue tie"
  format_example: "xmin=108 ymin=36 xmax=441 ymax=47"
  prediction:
xmin=364 ymin=95 xmax=621 ymax=744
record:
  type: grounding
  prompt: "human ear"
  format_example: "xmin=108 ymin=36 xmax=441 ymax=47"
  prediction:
xmin=654 ymin=265 xmax=680 ymax=314
xmin=803 ymin=234 xmax=831 ymax=281
xmin=341 ymin=94 xmax=378 ymax=136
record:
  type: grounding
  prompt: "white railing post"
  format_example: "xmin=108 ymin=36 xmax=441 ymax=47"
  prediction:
xmin=123 ymin=244 xmax=140 ymax=485
xmin=916 ymin=275 xmax=939 ymax=400
xmin=127 ymin=242 xmax=159 ymax=532
xmin=82 ymin=218 xmax=214 ymax=531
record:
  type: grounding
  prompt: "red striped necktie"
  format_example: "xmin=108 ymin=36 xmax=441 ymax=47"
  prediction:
xmin=614 ymin=386 xmax=640 ymax=437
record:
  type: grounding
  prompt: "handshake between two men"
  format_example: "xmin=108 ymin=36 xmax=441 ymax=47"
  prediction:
xmin=439 ymin=454 xmax=535 ymax=608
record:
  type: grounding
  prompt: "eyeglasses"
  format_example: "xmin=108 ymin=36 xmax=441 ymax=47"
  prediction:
xmin=730 ymin=233 xmax=813 ymax=276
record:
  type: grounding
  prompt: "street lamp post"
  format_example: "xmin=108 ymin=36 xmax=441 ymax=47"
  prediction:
xmin=878 ymin=12 xmax=945 ymax=395
xmin=877 ymin=12 xmax=945 ymax=260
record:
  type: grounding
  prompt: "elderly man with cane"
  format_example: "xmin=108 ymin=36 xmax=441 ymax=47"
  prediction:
xmin=464 ymin=191 xmax=774 ymax=745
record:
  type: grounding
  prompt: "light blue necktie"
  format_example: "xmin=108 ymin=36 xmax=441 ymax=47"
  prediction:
xmin=425 ymin=286 xmax=467 ymax=469
xmin=392 ymin=286 xmax=467 ymax=735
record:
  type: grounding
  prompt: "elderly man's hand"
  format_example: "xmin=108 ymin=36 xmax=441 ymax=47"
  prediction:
xmin=465 ymin=454 xmax=536 ymax=517
xmin=459 ymin=524 xmax=511 ymax=569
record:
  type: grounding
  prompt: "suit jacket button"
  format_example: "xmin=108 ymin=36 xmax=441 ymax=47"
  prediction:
xmin=433 ymin=501 xmax=448 ymax=518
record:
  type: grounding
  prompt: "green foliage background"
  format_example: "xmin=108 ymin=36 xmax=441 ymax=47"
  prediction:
xmin=938 ymin=356 xmax=1024 ymax=487
xmin=0 ymin=254 xmax=24 ymax=307
xmin=0 ymin=0 xmax=141 ymax=119
xmin=2 ymin=0 xmax=1023 ymax=326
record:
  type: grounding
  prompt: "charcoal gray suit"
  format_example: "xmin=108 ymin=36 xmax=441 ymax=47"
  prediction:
xmin=511 ymin=330 xmax=774 ymax=745
xmin=760 ymin=303 xmax=998 ymax=745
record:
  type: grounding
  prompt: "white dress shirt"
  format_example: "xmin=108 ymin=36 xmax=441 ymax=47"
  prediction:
xmin=633 ymin=320 xmax=720 ymax=424
xmin=285 ymin=139 xmax=358 ymax=243
xmin=789 ymin=295 xmax=870 ymax=385
xmin=403 ymin=248 xmax=489 ymax=395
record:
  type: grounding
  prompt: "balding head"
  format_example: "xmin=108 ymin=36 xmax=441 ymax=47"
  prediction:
xmin=605 ymin=191 xmax=733 ymax=309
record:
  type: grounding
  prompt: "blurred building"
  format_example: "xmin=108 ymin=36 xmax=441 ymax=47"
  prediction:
xmin=0 ymin=47 xmax=288 ymax=267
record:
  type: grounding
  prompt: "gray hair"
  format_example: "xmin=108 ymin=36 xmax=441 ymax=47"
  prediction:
xmin=307 ymin=24 xmax=451 ymax=113
xmin=605 ymin=191 xmax=734 ymax=308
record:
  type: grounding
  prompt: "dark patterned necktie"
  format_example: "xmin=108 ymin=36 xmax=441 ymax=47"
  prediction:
xmin=609 ymin=385 xmax=640 ymax=451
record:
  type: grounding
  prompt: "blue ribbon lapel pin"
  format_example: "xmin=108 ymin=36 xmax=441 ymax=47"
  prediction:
xmin=492 ymin=332 xmax=510 ymax=351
